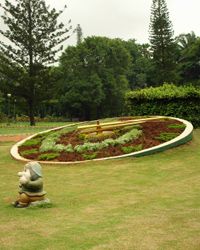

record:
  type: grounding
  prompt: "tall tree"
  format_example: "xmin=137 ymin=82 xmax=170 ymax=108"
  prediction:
xmin=177 ymin=36 xmax=200 ymax=85
xmin=149 ymin=0 xmax=177 ymax=84
xmin=176 ymin=31 xmax=197 ymax=51
xmin=122 ymin=40 xmax=153 ymax=89
xmin=59 ymin=36 xmax=131 ymax=120
xmin=0 ymin=0 xmax=72 ymax=125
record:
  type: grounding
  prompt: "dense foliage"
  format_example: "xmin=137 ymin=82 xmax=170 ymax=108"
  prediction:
xmin=125 ymin=84 xmax=200 ymax=127
xmin=0 ymin=0 xmax=71 ymax=125
xmin=149 ymin=0 xmax=177 ymax=84
xmin=0 ymin=0 xmax=199 ymax=124
xmin=58 ymin=36 xmax=131 ymax=120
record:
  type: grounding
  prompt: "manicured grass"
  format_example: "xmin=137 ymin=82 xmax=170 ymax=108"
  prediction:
xmin=0 ymin=130 xmax=200 ymax=249
xmin=0 ymin=122 xmax=71 ymax=135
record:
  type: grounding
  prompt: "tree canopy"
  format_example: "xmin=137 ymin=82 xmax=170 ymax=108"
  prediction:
xmin=0 ymin=0 xmax=72 ymax=125
xmin=149 ymin=0 xmax=177 ymax=84
xmin=58 ymin=36 xmax=131 ymax=120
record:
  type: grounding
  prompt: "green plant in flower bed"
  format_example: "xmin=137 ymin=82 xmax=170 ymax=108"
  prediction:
xmin=155 ymin=132 xmax=180 ymax=142
xmin=78 ymin=133 xmax=86 ymax=141
xmin=20 ymin=131 xmax=54 ymax=148
xmin=82 ymin=153 xmax=97 ymax=160
xmin=38 ymin=153 xmax=60 ymax=161
xmin=121 ymin=144 xmax=143 ymax=154
xmin=168 ymin=123 xmax=186 ymax=129
xmin=38 ymin=122 xmax=142 ymax=155
xmin=74 ymin=128 xmax=142 ymax=153
xmin=21 ymin=137 xmax=42 ymax=147
xmin=21 ymin=149 xmax=38 ymax=157
xmin=39 ymin=125 xmax=77 ymax=152
xmin=118 ymin=124 xmax=141 ymax=134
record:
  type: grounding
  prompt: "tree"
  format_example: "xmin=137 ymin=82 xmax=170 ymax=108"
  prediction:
xmin=149 ymin=0 xmax=177 ymax=84
xmin=76 ymin=24 xmax=83 ymax=45
xmin=59 ymin=36 xmax=131 ymax=120
xmin=0 ymin=0 xmax=72 ymax=125
xmin=177 ymin=36 xmax=200 ymax=85
xmin=176 ymin=31 xmax=197 ymax=51
xmin=122 ymin=40 xmax=153 ymax=89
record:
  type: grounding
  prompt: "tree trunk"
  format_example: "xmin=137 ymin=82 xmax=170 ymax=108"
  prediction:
xmin=84 ymin=106 xmax=91 ymax=121
xmin=28 ymin=99 xmax=35 ymax=126
xmin=27 ymin=1 xmax=35 ymax=126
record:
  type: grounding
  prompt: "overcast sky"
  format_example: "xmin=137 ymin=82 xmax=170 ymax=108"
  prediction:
xmin=45 ymin=0 xmax=200 ymax=45
xmin=0 ymin=0 xmax=200 ymax=46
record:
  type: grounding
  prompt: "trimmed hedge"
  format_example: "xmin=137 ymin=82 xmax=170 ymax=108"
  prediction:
xmin=125 ymin=84 xmax=200 ymax=127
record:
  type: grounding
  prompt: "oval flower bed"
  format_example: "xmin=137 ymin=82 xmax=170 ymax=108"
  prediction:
xmin=16 ymin=117 xmax=188 ymax=163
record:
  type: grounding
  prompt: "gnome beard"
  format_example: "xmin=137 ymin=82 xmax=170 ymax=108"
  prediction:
xmin=18 ymin=168 xmax=31 ymax=185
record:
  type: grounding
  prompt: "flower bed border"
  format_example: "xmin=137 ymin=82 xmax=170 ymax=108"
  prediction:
xmin=10 ymin=116 xmax=193 ymax=165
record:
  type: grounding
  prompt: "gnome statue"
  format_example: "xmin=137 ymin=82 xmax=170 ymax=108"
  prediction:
xmin=13 ymin=161 xmax=46 ymax=208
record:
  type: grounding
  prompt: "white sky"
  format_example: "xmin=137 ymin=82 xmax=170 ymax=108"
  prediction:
xmin=0 ymin=0 xmax=200 ymax=46
xmin=46 ymin=0 xmax=200 ymax=45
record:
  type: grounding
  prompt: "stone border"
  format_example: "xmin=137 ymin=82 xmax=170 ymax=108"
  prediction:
xmin=10 ymin=117 xmax=193 ymax=165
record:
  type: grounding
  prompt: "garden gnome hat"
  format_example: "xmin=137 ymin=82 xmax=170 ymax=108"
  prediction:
xmin=25 ymin=161 xmax=42 ymax=177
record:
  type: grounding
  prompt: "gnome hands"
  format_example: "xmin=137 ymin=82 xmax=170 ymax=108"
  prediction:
xmin=18 ymin=169 xmax=31 ymax=185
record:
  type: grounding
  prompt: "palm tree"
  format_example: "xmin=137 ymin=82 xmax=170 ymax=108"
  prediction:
xmin=176 ymin=31 xmax=197 ymax=50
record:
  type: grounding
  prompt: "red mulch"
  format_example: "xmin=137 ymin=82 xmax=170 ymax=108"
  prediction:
xmin=18 ymin=119 xmax=185 ymax=162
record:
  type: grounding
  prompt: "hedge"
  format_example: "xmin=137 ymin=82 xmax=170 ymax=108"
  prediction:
xmin=125 ymin=83 xmax=200 ymax=127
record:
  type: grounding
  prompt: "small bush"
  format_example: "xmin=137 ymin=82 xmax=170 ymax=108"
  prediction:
xmin=22 ymin=138 xmax=42 ymax=147
xmin=21 ymin=149 xmax=38 ymax=157
xmin=115 ymin=128 xmax=142 ymax=144
xmin=38 ymin=153 xmax=59 ymax=161
xmin=74 ymin=128 xmax=142 ymax=153
xmin=121 ymin=144 xmax=143 ymax=154
xmin=168 ymin=123 xmax=186 ymax=129
xmin=155 ymin=132 xmax=179 ymax=142
xmin=78 ymin=133 xmax=86 ymax=141
xmin=40 ymin=125 xmax=77 ymax=152
xmin=82 ymin=153 xmax=97 ymax=160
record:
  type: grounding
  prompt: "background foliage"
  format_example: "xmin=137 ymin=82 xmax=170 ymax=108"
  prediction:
xmin=125 ymin=84 xmax=200 ymax=127
xmin=0 ymin=0 xmax=199 ymax=125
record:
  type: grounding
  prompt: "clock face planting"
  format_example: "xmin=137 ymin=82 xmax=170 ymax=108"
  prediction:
xmin=18 ymin=117 xmax=186 ymax=162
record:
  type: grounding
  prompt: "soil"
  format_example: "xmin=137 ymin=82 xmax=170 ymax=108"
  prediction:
xmin=0 ymin=135 xmax=28 ymax=142
xmin=18 ymin=119 xmax=185 ymax=162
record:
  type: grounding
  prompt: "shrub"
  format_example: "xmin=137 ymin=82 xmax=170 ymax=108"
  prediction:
xmin=168 ymin=123 xmax=186 ymax=129
xmin=82 ymin=153 xmax=97 ymax=160
xmin=78 ymin=133 xmax=86 ymax=141
xmin=39 ymin=125 xmax=77 ymax=152
xmin=74 ymin=128 xmax=142 ymax=153
xmin=38 ymin=153 xmax=60 ymax=161
xmin=22 ymin=138 xmax=42 ymax=147
xmin=115 ymin=128 xmax=142 ymax=144
xmin=121 ymin=144 xmax=143 ymax=154
xmin=125 ymin=83 xmax=200 ymax=127
xmin=155 ymin=132 xmax=179 ymax=142
xmin=21 ymin=149 xmax=38 ymax=157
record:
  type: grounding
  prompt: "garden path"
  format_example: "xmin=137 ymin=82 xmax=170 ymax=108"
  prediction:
xmin=0 ymin=135 xmax=28 ymax=142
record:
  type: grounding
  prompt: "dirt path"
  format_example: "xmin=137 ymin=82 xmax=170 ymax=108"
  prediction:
xmin=0 ymin=135 xmax=29 ymax=142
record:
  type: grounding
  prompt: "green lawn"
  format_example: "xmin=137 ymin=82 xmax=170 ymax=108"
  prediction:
xmin=0 ymin=130 xmax=200 ymax=249
xmin=0 ymin=122 xmax=70 ymax=135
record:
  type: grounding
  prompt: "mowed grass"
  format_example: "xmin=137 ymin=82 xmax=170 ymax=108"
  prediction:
xmin=0 ymin=131 xmax=200 ymax=250
xmin=0 ymin=122 xmax=70 ymax=135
